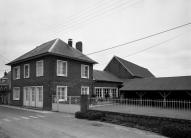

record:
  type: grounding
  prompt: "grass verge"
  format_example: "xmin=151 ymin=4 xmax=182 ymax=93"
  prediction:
xmin=75 ymin=110 xmax=191 ymax=138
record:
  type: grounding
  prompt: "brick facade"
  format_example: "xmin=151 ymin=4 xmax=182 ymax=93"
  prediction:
xmin=10 ymin=55 xmax=94 ymax=110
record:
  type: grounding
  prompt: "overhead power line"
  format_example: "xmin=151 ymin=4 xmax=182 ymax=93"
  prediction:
xmin=124 ymin=29 xmax=191 ymax=58
xmin=46 ymin=0 xmax=140 ymax=34
xmin=86 ymin=23 xmax=191 ymax=56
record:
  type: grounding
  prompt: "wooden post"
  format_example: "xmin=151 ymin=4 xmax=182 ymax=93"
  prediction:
xmin=136 ymin=92 xmax=146 ymax=105
xmin=159 ymin=91 xmax=171 ymax=108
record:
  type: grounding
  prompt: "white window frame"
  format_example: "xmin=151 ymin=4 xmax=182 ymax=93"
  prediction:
xmin=81 ymin=86 xmax=89 ymax=95
xmin=57 ymin=60 xmax=68 ymax=77
xmin=13 ymin=66 xmax=20 ymax=80
xmin=56 ymin=86 xmax=67 ymax=101
xmin=36 ymin=60 xmax=44 ymax=77
xmin=13 ymin=87 xmax=20 ymax=100
xmin=94 ymin=87 xmax=118 ymax=98
xmin=81 ymin=64 xmax=89 ymax=79
xmin=24 ymin=64 xmax=30 ymax=78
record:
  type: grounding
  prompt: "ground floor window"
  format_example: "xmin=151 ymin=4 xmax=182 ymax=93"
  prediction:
xmin=95 ymin=88 xmax=102 ymax=98
xmin=56 ymin=86 xmax=67 ymax=101
xmin=94 ymin=87 xmax=118 ymax=99
xmin=81 ymin=86 xmax=89 ymax=95
xmin=13 ymin=87 xmax=20 ymax=100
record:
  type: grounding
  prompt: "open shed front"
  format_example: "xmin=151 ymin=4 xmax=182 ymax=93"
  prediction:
xmin=120 ymin=90 xmax=191 ymax=101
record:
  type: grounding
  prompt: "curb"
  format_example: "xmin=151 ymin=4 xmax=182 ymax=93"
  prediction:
xmin=0 ymin=105 xmax=53 ymax=114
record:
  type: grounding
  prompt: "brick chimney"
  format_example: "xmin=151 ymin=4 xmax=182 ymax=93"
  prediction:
xmin=76 ymin=41 xmax=83 ymax=52
xmin=68 ymin=39 xmax=73 ymax=47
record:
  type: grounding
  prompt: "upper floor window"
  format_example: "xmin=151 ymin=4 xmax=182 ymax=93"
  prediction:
xmin=13 ymin=87 xmax=20 ymax=100
xmin=13 ymin=66 xmax=20 ymax=80
xmin=81 ymin=64 xmax=89 ymax=79
xmin=57 ymin=60 xmax=67 ymax=76
xmin=36 ymin=60 xmax=44 ymax=77
xmin=24 ymin=64 xmax=30 ymax=78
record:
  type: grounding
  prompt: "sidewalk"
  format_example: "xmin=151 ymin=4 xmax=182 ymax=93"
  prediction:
xmin=0 ymin=104 xmax=52 ymax=114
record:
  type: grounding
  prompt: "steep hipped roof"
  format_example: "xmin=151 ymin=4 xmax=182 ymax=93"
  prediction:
xmin=114 ymin=56 xmax=154 ymax=78
xmin=7 ymin=38 xmax=97 ymax=65
xmin=121 ymin=76 xmax=191 ymax=91
xmin=93 ymin=70 xmax=122 ymax=83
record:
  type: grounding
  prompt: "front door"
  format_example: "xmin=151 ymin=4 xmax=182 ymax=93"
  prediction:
xmin=23 ymin=86 xmax=43 ymax=108
xmin=23 ymin=87 xmax=30 ymax=106
xmin=30 ymin=87 xmax=36 ymax=107
xmin=36 ymin=86 xmax=43 ymax=107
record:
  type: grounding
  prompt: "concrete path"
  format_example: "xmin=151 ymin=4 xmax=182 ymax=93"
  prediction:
xmin=0 ymin=106 xmax=165 ymax=138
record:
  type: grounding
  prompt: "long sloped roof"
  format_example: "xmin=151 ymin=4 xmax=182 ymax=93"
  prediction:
xmin=93 ymin=70 xmax=122 ymax=83
xmin=114 ymin=56 xmax=154 ymax=78
xmin=121 ymin=76 xmax=191 ymax=91
xmin=7 ymin=38 xmax=97 ymax=65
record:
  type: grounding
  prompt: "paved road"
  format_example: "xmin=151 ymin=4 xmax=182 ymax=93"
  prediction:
xmin=0 ymin=106 xmax=165 ymax=138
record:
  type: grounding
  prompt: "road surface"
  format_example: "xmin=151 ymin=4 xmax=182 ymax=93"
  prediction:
xmin=0 ymin=106 xmax=165 ymax=138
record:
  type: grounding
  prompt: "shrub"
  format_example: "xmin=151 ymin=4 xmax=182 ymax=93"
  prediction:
xmin=161 ymin=125 xmax=191 ymax=138
xmin=87 ymin=111 xmax=105 ymax=120
xmin=75 ymin=111 xmax=88 ymax=119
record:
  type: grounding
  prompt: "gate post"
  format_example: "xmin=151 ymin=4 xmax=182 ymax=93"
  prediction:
xmin=80 ymin=94 xmax=89 ymax=113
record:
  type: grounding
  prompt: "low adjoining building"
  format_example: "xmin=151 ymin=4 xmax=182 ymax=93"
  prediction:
xmin=93 ymin=56 xmax=191 ymax=101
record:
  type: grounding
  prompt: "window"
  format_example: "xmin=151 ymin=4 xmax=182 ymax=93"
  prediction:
xmin=56 ymin=86 xmax=67 ymax=101
xmin=13 ymin=87 xmax=20 ymax=100
xmin=57 ymin=60 xmax=67 ymax=76
xmin=13 ymin=66 xmax=20 ymax=80
xmin=24 ymin=64 xmax=30 ymax=78
xmin=95 ymin=88 xmax=102 ymax=98
xmin=36 ymin=60 xmax=44 ymax=77
xmin=95 ymin=87 xmax=118 ymax=98
xmin=81 ymin=64 xmax=89 ymax=78
xmin=81 ymin=86 xmax=89 ymax=95
xmin=112 ymin=88 xmax=118 ymax=98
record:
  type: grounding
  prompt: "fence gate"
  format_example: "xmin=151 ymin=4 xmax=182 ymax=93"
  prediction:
xmin=52 ymin=95 xmax=80 ymax=114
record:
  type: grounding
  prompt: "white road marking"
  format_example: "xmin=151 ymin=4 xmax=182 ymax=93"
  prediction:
xmin=3 ymin=118 xmax=11 ymax=122
xmin=21 ymin=116 xmax=30 ymax=119
xmin=63 ymin=115 xmax=73 ymax=118
xmin=13 ymin=117 xmax=21 ymax=121
xmin=29 ymin=116 xmax=39 ymax=119
xmin=36 ymin=115 xmax=46 ymax=118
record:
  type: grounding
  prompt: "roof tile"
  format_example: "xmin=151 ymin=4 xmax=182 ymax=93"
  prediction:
xmin=7 ymin=38 xmax=97 ymax=65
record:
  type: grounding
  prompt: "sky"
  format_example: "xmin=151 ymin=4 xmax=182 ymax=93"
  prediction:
xmin=0 ymin=0 xmax=190 ymax=77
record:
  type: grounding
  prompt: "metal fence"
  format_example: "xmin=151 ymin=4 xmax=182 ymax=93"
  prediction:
xmin=89 ymin=98 xmax=191 ymax=110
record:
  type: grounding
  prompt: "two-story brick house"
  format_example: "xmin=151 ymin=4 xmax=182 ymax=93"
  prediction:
xmin=7 ymin=38 xmax=97 ymax=110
